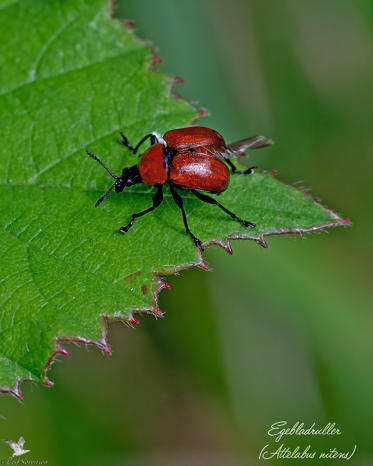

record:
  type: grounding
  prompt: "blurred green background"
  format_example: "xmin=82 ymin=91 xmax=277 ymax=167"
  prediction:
xmin=1 ymin=0 xmax=372 ymax=464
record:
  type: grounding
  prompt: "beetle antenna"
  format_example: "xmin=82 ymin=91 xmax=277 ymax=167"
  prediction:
xmin=86 ymin=150 xmax=118 ymax=179
xmin=95 ymin=183 xmax=116 ymax=208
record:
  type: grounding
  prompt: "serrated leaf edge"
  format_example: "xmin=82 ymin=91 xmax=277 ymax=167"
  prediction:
xmin=0 ymin=6 xmax=350 ymax=401
xmin=0 ymin=0 xmax=203 ymax=401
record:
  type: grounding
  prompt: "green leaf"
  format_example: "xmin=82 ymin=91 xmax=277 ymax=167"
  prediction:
xmin=0 ymin=0 xmax=347 ymax=400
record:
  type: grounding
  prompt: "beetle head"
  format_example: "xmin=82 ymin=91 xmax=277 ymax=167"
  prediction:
xmin=116 ymin=165 xmax=141 ymax=192
xmin=86 ymin=151 xmax=141 ymax=207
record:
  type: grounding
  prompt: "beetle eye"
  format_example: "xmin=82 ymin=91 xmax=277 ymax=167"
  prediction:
xmin=115 ymin=180 xmax=125 ymax=193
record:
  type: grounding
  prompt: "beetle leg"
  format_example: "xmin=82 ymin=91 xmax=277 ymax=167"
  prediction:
xmin=119 ymin=132 xmax=159 ymax=155
xmin=225 ymin=159 xmax=257 ymax=175
xmin=119 ymin=185 xmax=163 ymax=233
xmin=169 ymin=184 xmax=204 ymax=251
xmin=191 ymin=189 xmax=256 ymax=229
xmin=119 ymin=132 xmax=135 ymax=152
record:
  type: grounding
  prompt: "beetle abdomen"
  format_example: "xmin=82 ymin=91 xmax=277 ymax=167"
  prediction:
xmin=169 ymin=150 xmax=229 ymax=193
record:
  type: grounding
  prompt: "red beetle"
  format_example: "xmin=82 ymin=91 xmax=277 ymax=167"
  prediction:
xmin=86 ymin=127 xmax=273 ymax=250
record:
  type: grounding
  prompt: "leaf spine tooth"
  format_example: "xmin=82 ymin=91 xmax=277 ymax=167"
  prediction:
xmin=161 ymin=280 xmax=171 ymax=290
xmin=58 ymin=347 xmax=70 ymax=357
xmin=259 ymin=236 xmax=269 ymax=248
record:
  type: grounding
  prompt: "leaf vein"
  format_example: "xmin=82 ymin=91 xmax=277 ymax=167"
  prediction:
xmin=28 ymin=16 xmax=79 ymax=82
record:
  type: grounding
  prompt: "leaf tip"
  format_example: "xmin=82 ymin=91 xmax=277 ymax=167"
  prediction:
xmin=151 ymin=55 xmax=163 ymax=64
xmin=124 ymin=20 xmax=135 ymax=28
xmin=197 ymin=108 xmax=208 ymax=117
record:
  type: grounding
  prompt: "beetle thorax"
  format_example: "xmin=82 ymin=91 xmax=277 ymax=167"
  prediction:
xmin=138 ymin=144 xmax=168 ymax=186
